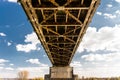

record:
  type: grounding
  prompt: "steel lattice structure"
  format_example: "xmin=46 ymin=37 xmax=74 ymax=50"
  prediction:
xmin=19 ymin=0 xmax=100 ymax=67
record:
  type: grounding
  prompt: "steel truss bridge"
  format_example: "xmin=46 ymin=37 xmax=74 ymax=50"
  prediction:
xmin=19 ymin=0 xmax=100 ymax=67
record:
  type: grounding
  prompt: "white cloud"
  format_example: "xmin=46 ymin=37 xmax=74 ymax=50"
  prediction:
xmin=16 ymin=32 xmax=41 ymax=53
xmin=0 ymin=64 xmax=5 ymax=66
xmin=5 ymin=67 xmax=14 ymax=71
xmin=96 ymin=12 xmax=102 ymax=15
xmin=77 ymin=24 xmax=120 ymax=77
xmin=81 ymin=53 xmax=105 ymax=62
xmin=26 ymin=59 xmax=48 ymax=67
xmin=43 ymin=55 xmax=46 ymax=57
xmin=0 ymin=67 xmax=16 ymax=78
xmin=7 ymin=42 xmax=12 ymax=46
xmin=96 ymin=11 xmax=120 ymax=21
xmin=24 ymin=32 xmax=40 ymax=44
xmin=0 ymin=59 xmax=9 ymax=66
xmin=115 ymin=0 xmax=120 ymax=3
xmin=106 ymin=4 xmax=113 ymax=8
xmin=81 ymin=52 xmax=120 ymax=62
xmin=0 ymin=70 xmax=17 ymax=78
xmin=16 ymin=44 xmax=39 ymax=53
xmin=77 ymin=24 xmax=120 ymax=53
xmin=10 ymin=64 xmax=14 ymax=66
xmin=115 ymin=10 xmax=120 ymax=15
xmin=0 ymin=59 xmax=9 ymax=64
xmin=26 ymin=59 xmax=40 ymax=65
xmin=0 ymin=67 xmax=4 ymax=70
xmin=103 ymin=13 xmax=116 ymax=19
xmin=0 ymin=33 xmax=6 ymax=37
xmin=76 ymin=24 xmax=120 ymax=78
xmin=70 ymin=61 xmax=82 ymax=67
xmin=7 ymin=0 xmax=17 ymax=3
xmin=76 ymin=66 xmax=120 ymax=78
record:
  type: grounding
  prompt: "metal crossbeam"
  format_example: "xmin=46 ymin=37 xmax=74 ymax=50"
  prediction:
xmin=19 ymin=0 xmax=101 ymax=66
xmin=33 ymin=7 xmax=89 ymax=10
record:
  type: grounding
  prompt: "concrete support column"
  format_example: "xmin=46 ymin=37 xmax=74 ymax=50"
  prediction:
xmin=45 ymin=66 xmax=78 ymax=80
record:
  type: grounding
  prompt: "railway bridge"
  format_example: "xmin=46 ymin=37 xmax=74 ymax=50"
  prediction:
xmin=19 ymin=0 xmax=100 ymax=80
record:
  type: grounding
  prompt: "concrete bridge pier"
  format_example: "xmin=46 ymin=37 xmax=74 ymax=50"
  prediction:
xmin=45 ymin=66 xmax=78 ymax=80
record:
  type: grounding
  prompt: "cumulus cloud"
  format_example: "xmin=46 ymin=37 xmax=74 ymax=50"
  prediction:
xmin=103 ymin=13 xmax=116 ymax=19
xmin=70 ymin=61 xmax=82 ymax=67
xmin=76 ymin=24 xmax=120 ymax=77
xmin=0 ymin=59 xmax=9 ymax=66
xmin=0 ymin=64 xmax=5 ymax=66
xmin=96 ymin=12 xmax=102 ymax=15
xmin=115 ymin=10 xmax=120 ymax=15
xmin=96 ymin=11 xmax=120 ymax=20
xmin=81 ymin=52 xmax=120 ymax=62
xmin=43 ymin=55 xmax=46 ymax=57
xmin=26 ymin=59 xmax=40 ymax=65
xmin=0 ymin=59 xmax=9 ymax=64
xmin=115 ymin=0 xmax=120 ymax=3
xmin=0 ymin=67 xmax=4 ymax=70
xmin=106 ymin=4 xmax=113 ymax=8
xmin=5 ymin=67 xmax=14 ymax=71
xmin=0 ymin=67 xmax=14 ymax=74
xmin=0 ymin=33 xmax=6 ymax=37
xmin=7 ymin=42 xmax=12 ymax=46
xmin=0 ymin=69 xmax=16 ymax=78
xmin=77 ymin=24 xmax=120 ymax=53
xmin=81 ymin=53 xmax=105 ymax=61
xmin=26 ymin=59 xmax=48 ymax=67
xmin=76 ymin=66 xmax=120 ymax=78
xmin=16 ymin=32 xmax=41 ymax=53
xmin=10 ymin=64 xmax=14 ymax=66
xmin=7 ymin=0 xmax=17 ymax=3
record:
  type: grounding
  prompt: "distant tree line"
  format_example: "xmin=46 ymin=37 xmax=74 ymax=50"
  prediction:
xmin=79 ymin=77 xmax=120 ymax=80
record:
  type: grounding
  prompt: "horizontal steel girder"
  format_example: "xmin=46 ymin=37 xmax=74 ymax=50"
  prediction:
xmin=19 ymin=0 xmax=101 ymax=67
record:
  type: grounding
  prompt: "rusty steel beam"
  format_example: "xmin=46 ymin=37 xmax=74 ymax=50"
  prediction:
xmin=33 ymin=7 xmax=89 ymax=10
xmin=19 ymin=0 xmax=101 ymax=66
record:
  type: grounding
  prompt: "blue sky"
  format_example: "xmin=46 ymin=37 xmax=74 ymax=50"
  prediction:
xmin=0 ymin=0 xmax=120 ymax=78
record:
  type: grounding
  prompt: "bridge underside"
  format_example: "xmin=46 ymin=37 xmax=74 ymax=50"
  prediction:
xmin=19 ymin=0 xmax=100 ymax=67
